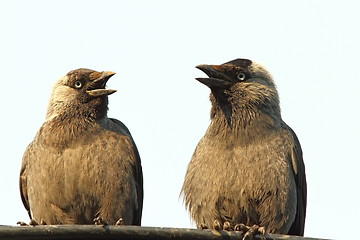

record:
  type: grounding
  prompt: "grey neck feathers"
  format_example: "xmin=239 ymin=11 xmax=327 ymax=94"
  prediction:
xmin=40 ymin=103 xmax=108 ymax=148
xmin=208 ymin=91 xmax=282 ymax=143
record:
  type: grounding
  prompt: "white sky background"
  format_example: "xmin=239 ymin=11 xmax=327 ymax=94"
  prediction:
xmin=1 ymin=1 xmax=359 ymax=239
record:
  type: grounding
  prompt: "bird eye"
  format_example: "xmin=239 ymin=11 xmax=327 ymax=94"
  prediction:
xmin=74 ymin=80 xmax=82 ymax=89
xmin=237 ymin=72 xmax=246 ymax=81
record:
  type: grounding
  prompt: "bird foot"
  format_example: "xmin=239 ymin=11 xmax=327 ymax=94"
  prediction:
xmin=29 ymin=219 xmax=39 ymax=226
xmin=93 ymin=216 xmax=108 ymax=225
xmin=200 ymin=224 xmax=208 ymax=229
xmin=40 ymin=219 xmax=47 ymax=225
xmin=234 ymin=223 xmax=266 ymax=240
xmin=223 ymin=221 xmax=232 ymax=231
xmin=213 ymin=220 xmax=221 ymax=230
xmin=17 ymin=219 xmax=47 ymax=226
xmin=115 ymin=218 xmax=124 ymax=226
xmin=212 ymin=220 xmax=233 ymax=231
xmin=16 ymin=221 xmax=29 ymax=226
xmin=200 ymin=221 xmax=234 ymax=231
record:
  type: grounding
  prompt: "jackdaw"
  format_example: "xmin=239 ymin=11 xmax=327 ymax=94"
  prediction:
xmin=181 ymin=59 xmax=306 ymax=237
xmin=20 ymin=68 xmax=143 ymax=225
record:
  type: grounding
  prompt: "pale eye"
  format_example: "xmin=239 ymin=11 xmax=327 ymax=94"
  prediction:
xmin=74 ymin=80 xmax=82 ymax=89
xmin=237 ymin=72 xmax=246 ymax=81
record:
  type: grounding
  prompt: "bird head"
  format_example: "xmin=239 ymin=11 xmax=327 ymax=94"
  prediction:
xmin=196 ymin=58 xmax=279 ymax=107
xmin=46 ymin=68 xmax=116 ymax=121
xmin=196 ymin=58 xmax=281 ymax=125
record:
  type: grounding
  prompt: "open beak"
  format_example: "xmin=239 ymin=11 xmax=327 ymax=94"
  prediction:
xmin=195 ymin=64 xmax=232 ymax=88
xmin=87 ymin=71 xmax=117 ymax=97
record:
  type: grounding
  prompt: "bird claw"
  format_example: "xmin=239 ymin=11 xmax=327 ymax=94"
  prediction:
xmin=29 ymin=219 xmax=39 ymax=226
xmin=17 ymin=221 xmax=29 ymax=226
xmin=234 ymin=223 xmax=248 ymax=232
xmin=234 ymin=224 xmax=266 ymax=240
xmin=213 ymin=220 xmax=233 ymax=231
xmin=200 ymin=224 xmax=208 ymax=229
xmin=93 ymin=216 xmax=108 ymax=225
xmin=115 ymin=218 xmax=124 ymax=226
xmin=40 ymin=219 xmax=47 ymax=225
xmin=213 ymin=220 xmax=221 ymax=230
xmin=223 ymin=221 xmax=232 ymax=231
xmin=17 ymin=219 xmax=47 ymax=226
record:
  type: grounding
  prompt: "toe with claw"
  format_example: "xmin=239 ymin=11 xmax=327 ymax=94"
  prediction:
xmin=29 ymin=219 xmax=39 ymax=226
xmin=40 ymin=219 xmax=47 ymax=225
xmin=213 ymin=220 xmax=221 ymax=230
xmin=234 ymin=223 xmax=266 ymax=240
xmin=223 ymin=221 xmax=232 ymax=231
xmin=115 ymin=218 xmax=124 ymax=226
xmin=17 ymin=219 xmax=47 ymax=226
xmin=93 ymin=216 xmax=108 ymax=225
xmin=17 ymin=221 xmax=29 ymax=226
xmin=200 ymin=224 xmax=208 ymax=229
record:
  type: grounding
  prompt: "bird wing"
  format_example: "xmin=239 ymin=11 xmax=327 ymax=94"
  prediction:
xmin=285 ymin=124 xmax=307 ymax=236
xmin=19 ymin=143 xmax=32 ymax=219
xmin=107 ymin=118 xmax=144 ymax=226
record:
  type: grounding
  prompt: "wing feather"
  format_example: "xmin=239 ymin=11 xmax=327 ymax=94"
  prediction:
xmin=285 ymin=124 xmax=307 ymax=236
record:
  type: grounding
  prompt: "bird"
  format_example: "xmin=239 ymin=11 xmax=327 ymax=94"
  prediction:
xmin=19 ymin=68 xmax=143 ymax=225
xmin=181 ymin=58 xmax=306 ymax=237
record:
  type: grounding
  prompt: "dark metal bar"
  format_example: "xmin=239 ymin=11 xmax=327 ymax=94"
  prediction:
xmin=0 ymin=225 xmax=328 ymax=240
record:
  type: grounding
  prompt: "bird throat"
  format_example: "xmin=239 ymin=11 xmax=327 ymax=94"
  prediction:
xmin=210 ymin=90 xmax=277 ymax=139
xmin=211 ymin=90 xmax=233 ymax=127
